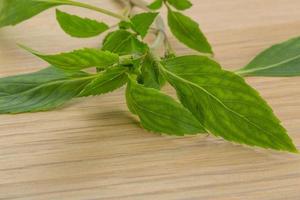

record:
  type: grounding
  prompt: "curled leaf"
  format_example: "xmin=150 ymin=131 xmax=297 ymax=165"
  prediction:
xmin=102 ymin=30 xmax=148 ymax=55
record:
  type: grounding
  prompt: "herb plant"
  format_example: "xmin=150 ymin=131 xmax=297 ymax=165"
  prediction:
xmin=0 ymin=0 xmax=299 ymax=152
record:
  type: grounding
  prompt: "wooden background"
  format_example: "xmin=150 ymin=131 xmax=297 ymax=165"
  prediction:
xmin=0 ymin=0 xmax=300 ymax=199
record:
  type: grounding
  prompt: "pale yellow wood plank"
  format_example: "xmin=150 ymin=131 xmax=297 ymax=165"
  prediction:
xmin=0 ymin=0 xmax=299 ymax=199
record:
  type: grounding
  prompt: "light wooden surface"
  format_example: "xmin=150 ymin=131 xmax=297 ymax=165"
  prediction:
xmin=1 ymin=0 xmax=300 ymax=199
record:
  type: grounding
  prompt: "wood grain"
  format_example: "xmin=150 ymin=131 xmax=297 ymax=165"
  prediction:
xmin=0 ymin=0 xmax=300 ymax=199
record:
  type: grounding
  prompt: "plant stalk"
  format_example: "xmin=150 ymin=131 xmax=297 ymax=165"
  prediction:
xmin=117 ymin=0 xmax=173 ymax=53
xmin=69 ymin=0 xmax=127 ymax=20
xmin=37 ymin=0 xmax=128 ymax=20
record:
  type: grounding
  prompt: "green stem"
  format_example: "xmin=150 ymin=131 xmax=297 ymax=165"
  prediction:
xmin=37 ymin=0 xmax=127 ymax=20
xmin=235 ymin=69 xmax=248 ymax=76
xmin=125 ymin=0 xmax=173 ymax=53
xmin=128 ymin=0 xmax=150 ymax=10
xmin=162 ymin=30 xmax=176 ymax=55
xmin=67 ymin=0 xmax=127 ymax=20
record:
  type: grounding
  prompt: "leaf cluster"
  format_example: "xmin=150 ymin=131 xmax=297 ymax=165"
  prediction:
xmin=0 ymin=0 xmax=299 ymax=152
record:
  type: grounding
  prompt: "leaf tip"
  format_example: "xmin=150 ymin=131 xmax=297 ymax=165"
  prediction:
xmin=17 ymin=43 xmax=39 ymax=55
xmin=285 ymin=143 xmax=299 ymax=154
xmin=55 ymin=8 xmax=62 ymax=16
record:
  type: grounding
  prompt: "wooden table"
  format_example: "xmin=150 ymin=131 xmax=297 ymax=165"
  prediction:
xmin=0 ymin=0 xmax=300 ymax=199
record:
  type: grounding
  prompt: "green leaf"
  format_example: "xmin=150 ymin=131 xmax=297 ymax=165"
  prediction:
xmin=79 ymin=66 xmax=128 ymax=97
xmin=0 ymin=0 xmax=70 ymax=28
xmin=167 ymin=0 xmax=192 ymax=10
xmin=140 ymin=54 xmax=165 ymax=89
xmin=55 ymin=9 xmax=109 ymax=38
xmin=118 ymin=21 xmax=132 ymax=30
xmin=0 ymin=67 xmax=92 ymax=113
xmin=148 ymin=0 xmax=163 ymax=10
xmin=102 ymin=30 xmax=148 ymax=55
xmin=168 ymin=9 xmax=212 ymax=54
xmin=0 ymin=66 xmax=87 ymax=97
xmin=237 ymin=37 xmax=300 ymax=77
xmin=126 ymin=77 xmax=205 ymax=136
xmin=20 ymin=45 xmax=119 ymax=71
xmin=0 ymin=66 xmax=127 ymax=114
xmin=131 ymin=12 xmax=158 ymax=38
xmin=161 ymin=55 xmax=297 ymax=152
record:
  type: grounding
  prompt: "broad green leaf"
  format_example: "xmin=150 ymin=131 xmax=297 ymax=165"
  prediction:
xmin=131 ymin=12 xmax=158 ymax=38
xmin=237 ymin=37 xmax=300 ymax=76
xmin=102 ymin=30 xmax=148 ymax=55
xmin=148 ymin=0 xmax=163 ymax=10
xmin=0 ymin=0 xmax=69 ymax=28
xmin=0 ymin=67 xmax=92 ymax=113
xmin=79 ymin=66 xmax=128 ymax=96
xmin=56 ymin=9 xmax=109 ymax=38
xmin=20 ymin=45 xmax=119 ymax=71
xmin=126 ymin=78 xmax=205 ymax=135
xmin=161 ymin=55 xmax=297 ymax=152
xmin=140 ymin=54 xmax=165 ymax=89
xmin=167 ymin=0 xmax=192 ymax=10
xmin=0 ymin=66 xmax=127 ymax=113
xmin=0 ymin=66 xmax=87 ymax=97
xmin=168 ymin=9 xmax=212 ymax=54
